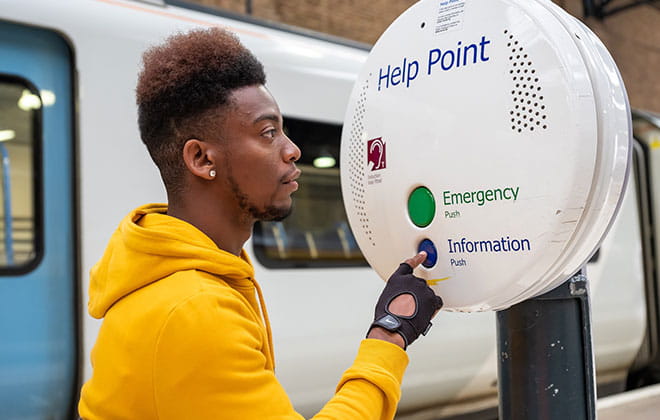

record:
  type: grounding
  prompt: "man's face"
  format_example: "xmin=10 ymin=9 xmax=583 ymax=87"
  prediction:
xmin=216 ymin=85 xmax=301 ymax=222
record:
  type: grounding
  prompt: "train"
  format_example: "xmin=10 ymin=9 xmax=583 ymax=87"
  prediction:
xmin=0 ymin=0 xmax=658 ymax=418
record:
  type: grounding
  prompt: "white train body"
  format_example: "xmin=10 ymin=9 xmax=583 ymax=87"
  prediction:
xmin=0 ymin=0 xmax=652 ymax=418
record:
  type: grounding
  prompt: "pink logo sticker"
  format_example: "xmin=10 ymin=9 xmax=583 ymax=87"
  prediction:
xmin=367 ymin=137 xmax=386 ymax=171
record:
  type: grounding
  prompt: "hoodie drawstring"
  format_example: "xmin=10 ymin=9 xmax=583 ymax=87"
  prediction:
xmin=252 ymin=278 xmax=275 ymax=370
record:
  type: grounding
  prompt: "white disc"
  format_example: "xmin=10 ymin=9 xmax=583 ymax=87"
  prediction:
xmin=340 ymin=0 xmax=630 ymax=311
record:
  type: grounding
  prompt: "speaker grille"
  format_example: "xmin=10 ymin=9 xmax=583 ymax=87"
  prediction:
xmin=347 ymin=79 xmax=374 ymax=246
xmin=505 ymin=29 xmax=548 ymax=133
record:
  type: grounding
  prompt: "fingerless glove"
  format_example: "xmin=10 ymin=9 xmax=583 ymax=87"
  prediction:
xmin=369 ymin=263 xmax=443 ymax=349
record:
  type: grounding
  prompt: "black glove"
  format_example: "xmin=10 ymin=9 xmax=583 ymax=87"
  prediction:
xmin=368 ymin=263 xmax=443 ymax=349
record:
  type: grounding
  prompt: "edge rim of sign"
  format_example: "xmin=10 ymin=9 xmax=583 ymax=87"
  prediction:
xmin=516 ymin=0 xmax=632 ymax=302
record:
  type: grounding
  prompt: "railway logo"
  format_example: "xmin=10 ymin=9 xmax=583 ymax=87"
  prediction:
xmin=367 ymin=137 xmax=386 ymax=171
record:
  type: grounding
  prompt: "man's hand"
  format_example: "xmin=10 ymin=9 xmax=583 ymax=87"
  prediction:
xmin=367 ymin=251 xmax=443 ymax=349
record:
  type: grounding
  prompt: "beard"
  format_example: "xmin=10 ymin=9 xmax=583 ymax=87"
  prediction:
xmin=227 ymin=173 xmax=293 ymax=222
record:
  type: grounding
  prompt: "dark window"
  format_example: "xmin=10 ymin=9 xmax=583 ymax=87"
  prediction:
xmin=252 ymin=117 xmax=367 ymax=268
xmin=0 ymin=76 xmax=42 ymax=270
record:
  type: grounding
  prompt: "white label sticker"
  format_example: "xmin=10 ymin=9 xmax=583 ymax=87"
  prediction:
xmin=435 ymin=0 xmax=466 ymax=34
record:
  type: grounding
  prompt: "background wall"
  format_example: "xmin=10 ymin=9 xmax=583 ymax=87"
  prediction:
xmin=188 ymin=0 xmax=660 ymax=113
xmin=560 ymin=0 xmax=660 ymax=113
xmin=189 ymin=0 xmax=415 ymax=44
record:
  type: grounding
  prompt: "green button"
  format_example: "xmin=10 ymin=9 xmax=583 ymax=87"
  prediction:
xmin=408 ymin=187 xmax=435 ymax=227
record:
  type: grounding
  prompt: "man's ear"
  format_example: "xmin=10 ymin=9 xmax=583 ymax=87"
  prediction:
xmin=182 ymin=139 xmax=217 ymax=180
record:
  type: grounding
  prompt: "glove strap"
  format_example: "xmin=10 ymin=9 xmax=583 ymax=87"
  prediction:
xmin=373 ymin=314 xmax=402 ymax=331
xmin=370 ymin=314 xmax=410 ymax=349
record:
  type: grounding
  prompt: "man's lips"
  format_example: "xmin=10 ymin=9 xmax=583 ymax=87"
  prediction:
xmin=282 ymin=168 xmax=302 ymax=184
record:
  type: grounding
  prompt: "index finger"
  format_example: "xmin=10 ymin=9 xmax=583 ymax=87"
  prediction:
xmin=404 ymin=251 xmax=427 ymax=269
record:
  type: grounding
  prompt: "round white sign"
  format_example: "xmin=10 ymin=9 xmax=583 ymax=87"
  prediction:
xmin=340 ymin=0 xmax=631 ymax=311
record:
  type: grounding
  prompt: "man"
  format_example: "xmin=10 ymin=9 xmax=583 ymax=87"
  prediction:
xmin=78 ymin=28 xmax=442 ymax=419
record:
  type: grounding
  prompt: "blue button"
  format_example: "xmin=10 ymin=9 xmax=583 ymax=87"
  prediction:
xmin=418 ymin=239 xmax=438 ymax=268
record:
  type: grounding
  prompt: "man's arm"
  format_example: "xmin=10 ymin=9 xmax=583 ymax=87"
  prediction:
xmin=153 ymin=292 xmax=406 ymax=420
xmin=154 ymin=252 xmax=440 ymax=420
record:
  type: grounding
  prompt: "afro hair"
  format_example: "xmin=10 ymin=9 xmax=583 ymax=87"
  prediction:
xmin=136 ymin=27 xmax=266 ymax=195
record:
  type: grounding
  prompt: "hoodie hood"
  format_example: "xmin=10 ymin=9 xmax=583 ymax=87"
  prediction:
xmin=88 ymin=203 xmax=255 ymax=319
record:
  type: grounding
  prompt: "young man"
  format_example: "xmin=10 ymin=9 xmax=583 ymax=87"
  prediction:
xmin=78 ymin=28 xmax=442 ymax=419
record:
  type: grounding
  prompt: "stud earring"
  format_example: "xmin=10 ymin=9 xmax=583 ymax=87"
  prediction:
xmin=209 ymin=169 xmax=216 ymax=178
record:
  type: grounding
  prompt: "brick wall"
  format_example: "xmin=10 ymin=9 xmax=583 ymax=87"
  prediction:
xmin=187 ymin=0 xmax=660 ymax=112
xmin=561 ymin=0 xmax=660 ymax=113
xmin=188 ymin=0 xmax=416 ymax=44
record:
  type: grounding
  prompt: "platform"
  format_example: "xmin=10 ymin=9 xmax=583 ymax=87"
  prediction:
xmin=396 ymin=383 xmax=660 ymax=420
xmin=598 ymin=383 xmax=660 ymax=420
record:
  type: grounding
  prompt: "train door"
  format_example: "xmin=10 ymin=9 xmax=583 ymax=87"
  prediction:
xmin=0 ymin=21 xmax=77 ymax=419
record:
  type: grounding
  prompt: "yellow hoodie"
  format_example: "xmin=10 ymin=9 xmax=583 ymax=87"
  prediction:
xmin=79 ymin=204 xmax=409 ymax=420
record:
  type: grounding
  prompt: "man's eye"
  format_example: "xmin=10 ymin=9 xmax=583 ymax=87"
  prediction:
xmin=263 ymin=129 xmax=277 ymax=138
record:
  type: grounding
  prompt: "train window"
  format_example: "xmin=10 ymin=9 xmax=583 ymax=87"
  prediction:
xmin=633 ymin=111 xmax=660 ymax=244
xmin=252 ymin=117 xmax=367 ymax=268
xmin=0 ymin=77 xmax=41 ymax=270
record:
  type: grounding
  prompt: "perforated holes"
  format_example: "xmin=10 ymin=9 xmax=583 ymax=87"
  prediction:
xmin=504 ymin=29 xmax=548 ymax=133
xmin=347 ymin=79 xmax=375 ymax=246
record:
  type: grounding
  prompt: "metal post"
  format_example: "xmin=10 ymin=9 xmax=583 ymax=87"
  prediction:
xmin=496 ymin=269 xmax=596 ymax=420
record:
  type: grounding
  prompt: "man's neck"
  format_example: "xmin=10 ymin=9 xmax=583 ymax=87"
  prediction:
xmin=167 ymin=198 xmax=253 ymax=256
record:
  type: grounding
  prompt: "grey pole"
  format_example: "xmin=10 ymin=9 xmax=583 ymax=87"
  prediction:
xmin=496 ymin=269 xmax=596 ymax=420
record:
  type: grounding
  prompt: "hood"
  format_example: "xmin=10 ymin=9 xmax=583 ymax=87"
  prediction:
xmin=88 ymin=204 xmax=255 ymax=319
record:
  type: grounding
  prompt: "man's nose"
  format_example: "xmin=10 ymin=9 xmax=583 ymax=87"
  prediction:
xmin=284 ymin=135 xmax=301 ymax=162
